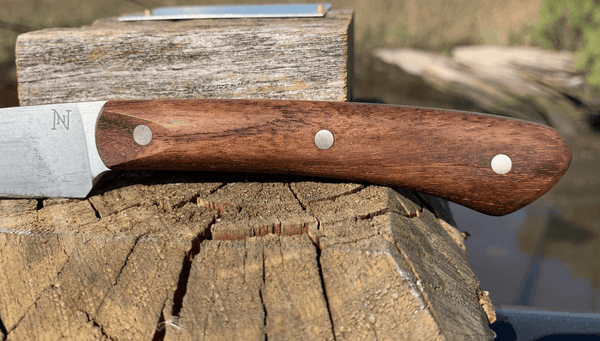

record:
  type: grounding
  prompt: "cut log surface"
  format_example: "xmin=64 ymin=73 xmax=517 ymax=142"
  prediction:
xmin=6 ymin=10 xmax=496 ymax=340
xmin=0 ymin=172 xmax=495 ymax=340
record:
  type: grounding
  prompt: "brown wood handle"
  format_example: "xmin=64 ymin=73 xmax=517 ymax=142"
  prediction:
xmin=96 ymin=99 xmax=571 ymax=216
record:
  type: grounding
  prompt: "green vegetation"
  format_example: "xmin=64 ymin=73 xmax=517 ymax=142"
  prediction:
xmin=531 ymin=0 xmax=600 ymax=88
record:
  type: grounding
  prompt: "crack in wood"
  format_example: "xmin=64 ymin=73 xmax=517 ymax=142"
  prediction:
xmin=391 ymin=241 xmax=448 ymax=341
xmin=313 ymin=241 xmax=337 ymax=341
xmin=87 ymin=199 xmax=101 ymax=219
xmin=94 ymin=233 xmax=145 ymax=318
xmin=356 ymin=206 xmax=389 ymax=221
xmin=396 ymin=195 xmax=421 ymax=218
xmin=7 ymin=297 xmax=36 ymax=335
xmin=0 ymin=314 xmax=7 ymax=341
xmin=203 ymin=184 xmax=425 ymax=241
xmin=78 ymin=309 xmax=115 ymax=341
xmin=4 ymin=240 xmax=72 ymax=335
xmin=259 ymin=247 xmax=268 ymax=341
xmin=113 ymin=234 xmax=144 ymax=285
xmin=413 ymin=217 xmax=474 ymax=291
xmin=150 ymin=302 xmax=167 ymax=341
xmin=206 ymin=182 xmax=226 ymax=196
xmin=289 ymin=182 xmax=365 ymax=206
xmin=288 ymin=183 xmax=307 ymax=211
xmin=171 ymin=215 xmax=215 ymax=317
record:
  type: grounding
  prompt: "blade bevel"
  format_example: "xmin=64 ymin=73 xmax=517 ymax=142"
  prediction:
xmin=79 ymin=101 xmax=110 ymax=184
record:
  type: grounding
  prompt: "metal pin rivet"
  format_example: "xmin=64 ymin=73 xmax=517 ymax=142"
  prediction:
xmin=491 ymin=154 xmax=512 ymax=175
xmin=133 ymin=125 xmax=153 ymax=146
xmin=315 ymin=129 xmax=334 ymax=150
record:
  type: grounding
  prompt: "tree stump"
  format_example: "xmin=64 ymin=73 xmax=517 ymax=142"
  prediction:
xmin=2 ymin=10 xmax=495 ymax=340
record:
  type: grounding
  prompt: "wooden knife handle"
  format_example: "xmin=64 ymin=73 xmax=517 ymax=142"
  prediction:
xmin=96 ymin=99 xmax=571 ymax=216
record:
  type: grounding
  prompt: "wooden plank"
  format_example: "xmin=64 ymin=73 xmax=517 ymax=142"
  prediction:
xmin=16 ymin=9 xmax=353 ymax=105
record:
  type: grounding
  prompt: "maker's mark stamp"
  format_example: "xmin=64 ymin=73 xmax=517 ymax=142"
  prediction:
xmin=52 ymin=109 xmax=71 ymax=130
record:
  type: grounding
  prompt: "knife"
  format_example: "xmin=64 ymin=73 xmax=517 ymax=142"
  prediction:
xmin=0 ymin=99 xmax=570 ymax=216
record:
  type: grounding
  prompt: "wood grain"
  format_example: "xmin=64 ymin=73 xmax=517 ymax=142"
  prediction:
xmin=97 ymin=99 xmax=571 ymax=216
xmin=1 ymin=176 xmax=495 ymax=340
xmin=15 ymin=10 xmax=353 ymax=105
xmin=159 ymin=180 xmax=494 ymax=340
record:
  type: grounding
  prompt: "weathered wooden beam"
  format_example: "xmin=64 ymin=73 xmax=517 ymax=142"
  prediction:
xmin=16 ymin=10 xmax=354 ymax=105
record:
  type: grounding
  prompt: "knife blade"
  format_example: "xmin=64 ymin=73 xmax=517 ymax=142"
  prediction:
xmin=0 ymin=99 xmax=571 ymax=216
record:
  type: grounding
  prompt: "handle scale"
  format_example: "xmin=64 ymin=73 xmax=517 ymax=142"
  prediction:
xmin=96 ymin=99 xmax=571 ymax=216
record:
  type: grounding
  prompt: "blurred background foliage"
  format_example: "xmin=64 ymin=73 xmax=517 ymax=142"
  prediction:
xmin=529 ymin=0 xmax=600 ymax=89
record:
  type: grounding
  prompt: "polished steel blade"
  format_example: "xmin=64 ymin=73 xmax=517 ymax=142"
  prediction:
xmin=0 ymin=101 xmax=109 ymax=198
xmin=119 ymin=4 xmax=332 ymax=21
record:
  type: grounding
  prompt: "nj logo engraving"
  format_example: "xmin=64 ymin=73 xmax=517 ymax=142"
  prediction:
xmin=52 ymin=109 xmax=71 ymax=130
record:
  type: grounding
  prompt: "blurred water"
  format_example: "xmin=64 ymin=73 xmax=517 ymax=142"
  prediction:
xmin=451 ymin=200 xmax=600 ymax=313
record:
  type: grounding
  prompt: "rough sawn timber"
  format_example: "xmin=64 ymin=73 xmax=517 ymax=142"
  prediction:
xmin=4 ymin=10 xmax=495 ymax=340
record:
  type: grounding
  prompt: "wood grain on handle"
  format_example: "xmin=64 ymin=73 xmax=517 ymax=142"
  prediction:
xmin=96 ymin=99 xmax=571 ymax=216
